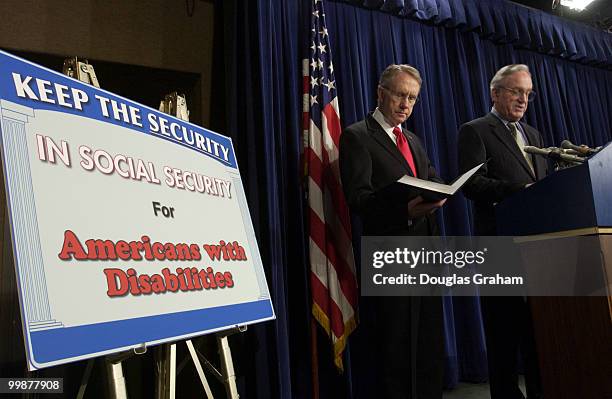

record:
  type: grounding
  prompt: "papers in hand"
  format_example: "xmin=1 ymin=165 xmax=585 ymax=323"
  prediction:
xmin=397 ymin=163 xmax=484 ymax=198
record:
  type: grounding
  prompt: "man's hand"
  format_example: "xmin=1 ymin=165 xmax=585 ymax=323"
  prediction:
xmin=407 ymin=196 xmax=447 ymax=219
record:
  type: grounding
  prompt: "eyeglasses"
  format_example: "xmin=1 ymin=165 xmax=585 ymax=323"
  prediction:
xmin=381 ymin=85 xmax=419 ymax=104
xmin=496 ymin=86 xmax=536 ymax=102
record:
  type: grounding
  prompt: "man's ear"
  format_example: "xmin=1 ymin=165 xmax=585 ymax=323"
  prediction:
xmin=490 ymin=88 xmax=498 ymax=103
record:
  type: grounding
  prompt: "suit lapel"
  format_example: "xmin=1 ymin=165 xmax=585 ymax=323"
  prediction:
xmin=406 ymin=132 xmax=426 ymax=179
xmin=366 ymin=114 xmax=414 ymax=176
xmin=487 ymin=113 xmax=535 ymax=180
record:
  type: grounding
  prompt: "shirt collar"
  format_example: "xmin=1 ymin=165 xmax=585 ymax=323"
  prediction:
xmin=372 ymin=108 xmax=400 ymax=134
xmin=491 ymin=106 xmax=519 ymax=128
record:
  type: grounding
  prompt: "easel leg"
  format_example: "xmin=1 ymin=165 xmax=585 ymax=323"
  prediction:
xmin=186 ymin=339 xmax=215 ymax=399
xmin=76 ymin=359 xmax=95 ymax=399
xmin=217 ymin=335 xmax=239 ymax=399
xmin=155 ymin=343 xmax=176 ymax=399
xmin=106 ymin=357 xmax=128 ymax=399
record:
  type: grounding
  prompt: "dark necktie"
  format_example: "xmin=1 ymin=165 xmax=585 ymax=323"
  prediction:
xmin=392 ymin=127 xmax=417 ymax=176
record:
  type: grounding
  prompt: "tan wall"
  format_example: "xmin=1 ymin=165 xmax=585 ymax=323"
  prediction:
xmin=0 ymin=0 xmax=214 ymax=125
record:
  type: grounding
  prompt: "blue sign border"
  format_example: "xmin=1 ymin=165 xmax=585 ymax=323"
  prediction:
xmin=30 ymin=299 xmax=273 ymax=366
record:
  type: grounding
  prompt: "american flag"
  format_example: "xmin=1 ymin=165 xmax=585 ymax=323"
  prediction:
xmin=303 ymin=0 xmax=358 ymax=371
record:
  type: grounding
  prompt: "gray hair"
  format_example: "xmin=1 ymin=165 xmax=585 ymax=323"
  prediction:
xmin=379 ymin=64 xmax=422 ymax=88
xmin=490 ymin=64 xmax=531 ymax=90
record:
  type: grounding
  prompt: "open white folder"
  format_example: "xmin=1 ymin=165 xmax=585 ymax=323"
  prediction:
xmin=397 ymin=162 xmax=485 ymax=197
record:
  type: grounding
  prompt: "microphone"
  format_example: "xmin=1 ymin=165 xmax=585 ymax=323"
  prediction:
xmin=560 ymin=140 xmax=600 ymax=156
xmin=524 ymin=146 xmax=585 ymax=164
xmin=559 ymin=148 xmax=581 ymax=156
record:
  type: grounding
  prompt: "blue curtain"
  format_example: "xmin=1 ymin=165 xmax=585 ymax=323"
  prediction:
xmin=215 ymin=0 xmax=612 ymax=396
xmin=215 ymin=1 xmax=314 ymax=398
xmin=341 ymin=0 xmax=612 ymax=68
xmin=324 ymin=0 xmax=612 ymax=389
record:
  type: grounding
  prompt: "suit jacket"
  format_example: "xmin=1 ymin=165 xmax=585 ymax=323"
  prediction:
xmin=458 ymin=112 xmax=548 ymax=235
xmin=339 ymin=113 xmax=441 ymax=236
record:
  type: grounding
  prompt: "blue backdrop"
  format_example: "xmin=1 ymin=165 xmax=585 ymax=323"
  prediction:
xmin=214 ymin=0 xmax=612 ymax=397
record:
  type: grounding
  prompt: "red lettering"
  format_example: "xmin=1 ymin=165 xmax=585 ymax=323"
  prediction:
xmin=203 ymin=244 xmax=222 ymax=260
xmin=142 ymin=235 xmax=154 ymax=259
xmin=139 ymin=274 xmax=152 ymax=294
xmin=58 ymin=230 xmax=87 ymax=260
xmin=189 ymin=244 xmax=201 ymax=260
xmin=214 ymin=272 xmax=225 ymax=288
xmin=224 ymin=272 xmax=234 ymax=287
xmin=152 ymin=242 xmax=165 ymax=260
xmin=183 ymin=268 xmax=195 ymax=290
xmin=116 ymin=241 xmax=131 ymax=260
xmin=220 ymin=240 xmax=232 ymax=260
xmin=233 ymin=241 xmax=246 ymax=260
xmin=162 ymin=267 xmax=179 ymax=291
xmin=176 ymin=268 xmax=188 ymax=291
xmin=126 ymin=268 xmax=141 ymax=295
xmin=198 ymin=269 xmax=211 ymax=289
xmin=104 ymin=267 xmax=234 ymax=298
xmin=191 ymin=267 xmax=203 ymax=289
xmin=164 ymin=243 xmax=177 ymax=260
xmin=206 ymin=267 xmax=217 ymax=288
xmin=150 ymin=274 xmax=166 ymax=292
xmin=128 ymin=240 xmax=144 ymax=260
xmin=104 ymin=268 xmax=129 ymax=297
xmin=86 ymin=239 xmax=117 ymax=260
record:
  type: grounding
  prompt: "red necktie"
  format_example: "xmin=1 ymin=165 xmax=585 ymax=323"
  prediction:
xmin=393 ymin=127 xmax=417 ymax=176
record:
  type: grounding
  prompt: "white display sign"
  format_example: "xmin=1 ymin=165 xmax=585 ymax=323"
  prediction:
xmin=0 ymin=50 xmax=274 ymax=370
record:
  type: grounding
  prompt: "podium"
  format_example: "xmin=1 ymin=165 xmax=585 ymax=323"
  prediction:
xmin=496 ymin=144 xmax=612 ymax=398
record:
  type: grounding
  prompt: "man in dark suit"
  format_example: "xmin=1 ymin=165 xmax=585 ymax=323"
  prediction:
xmin=339 ymin=64 xmax=446 ymax=398
xmin=458 ymin=64 xmax=547 ymax=399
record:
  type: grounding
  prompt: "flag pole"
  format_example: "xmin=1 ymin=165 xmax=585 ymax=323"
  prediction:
xmin=303 ymin=51 xmax=320 ymax=399
xmin=310 ymin=317 xmax=320 ymax=399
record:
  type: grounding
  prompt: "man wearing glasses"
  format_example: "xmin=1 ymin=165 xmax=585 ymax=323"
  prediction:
xmin=339 ymin=64 xmax=446 ymax=398
xmin=458 ymin=64 xmax=546 ymax=399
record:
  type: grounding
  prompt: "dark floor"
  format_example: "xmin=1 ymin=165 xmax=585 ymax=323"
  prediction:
xmin=443 ymin=377 xmax=526 ymax=399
